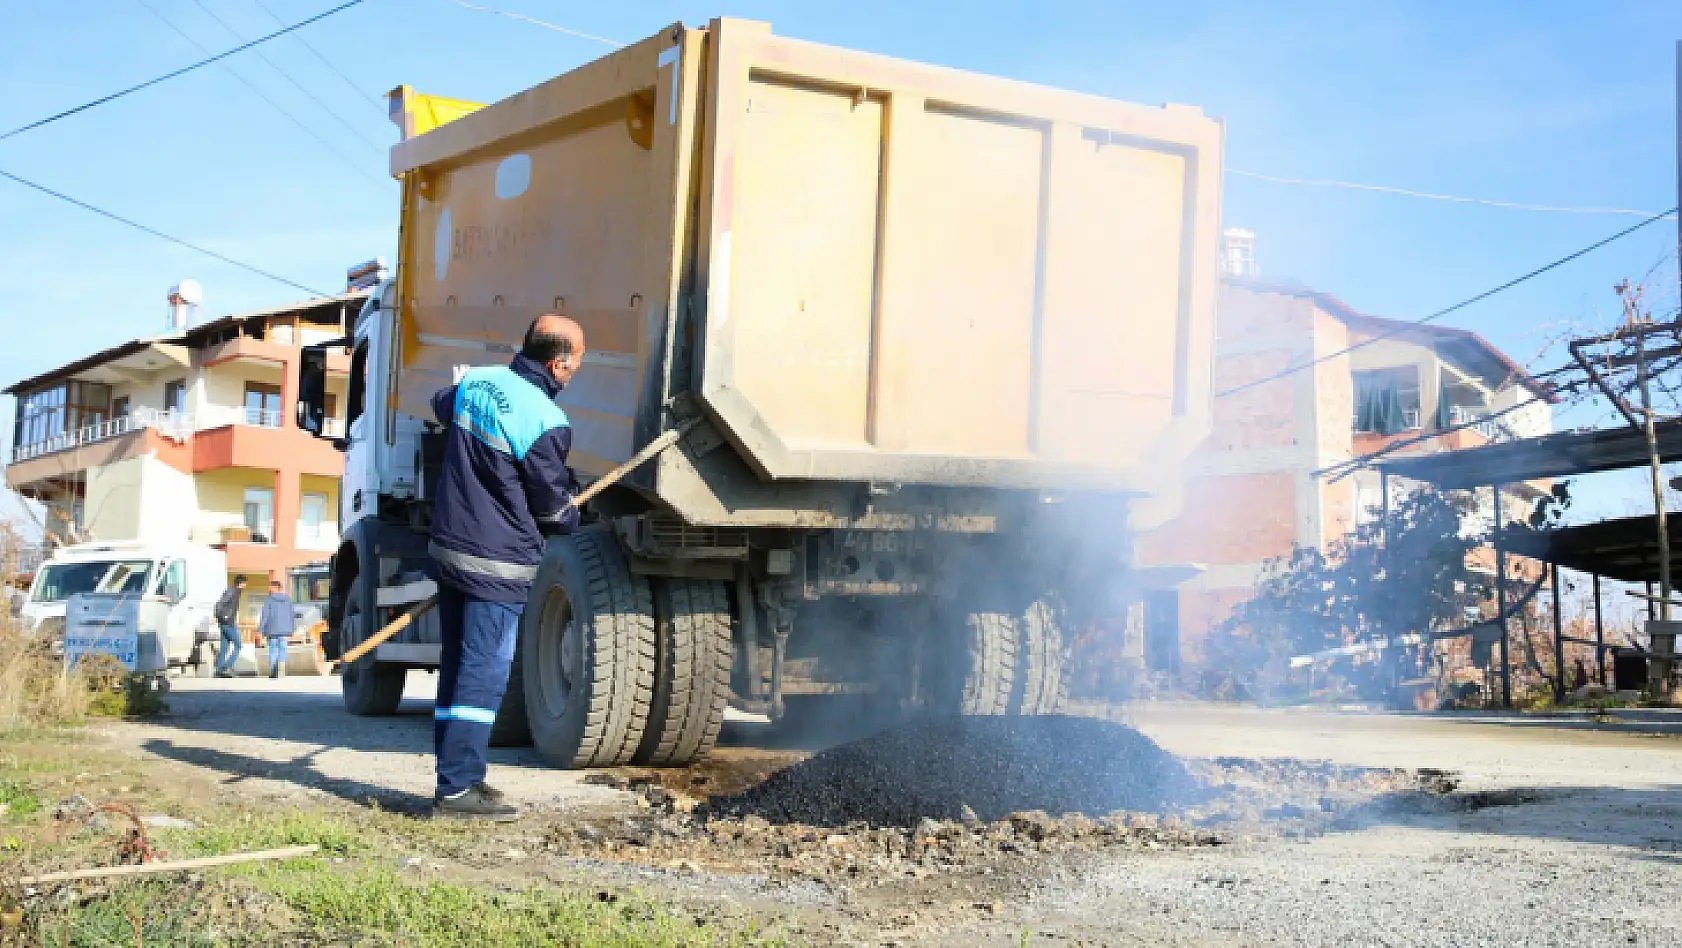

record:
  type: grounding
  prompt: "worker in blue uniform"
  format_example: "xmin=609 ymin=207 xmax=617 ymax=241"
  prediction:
xmin=426 ymin=313 xmax=584 ymax=820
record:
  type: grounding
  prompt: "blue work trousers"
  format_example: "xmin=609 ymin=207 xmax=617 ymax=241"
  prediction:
xmin=214 ymin=623 xmax=242 ymax=673
xmin=434 ymin=585 xmax=523 ymax=798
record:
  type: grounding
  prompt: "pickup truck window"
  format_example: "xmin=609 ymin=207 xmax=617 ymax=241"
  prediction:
xmin=32 ymin=560 xmax=153 ymax=603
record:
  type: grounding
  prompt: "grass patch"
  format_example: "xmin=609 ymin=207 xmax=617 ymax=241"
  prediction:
xmin=154 ymin=810 xmax=366 ymax=860
xmin=256 ymin=864 xmax=790 ymax=946
xmin=11 ymin=863 xmax=793 ymax=947
xmin=0 ymin=782 xmax=41 ymax=822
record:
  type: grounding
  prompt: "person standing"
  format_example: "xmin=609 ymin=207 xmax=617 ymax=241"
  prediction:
xmin=257 ymin=579 xmax=294 ymax=680
xmin=212 ymin=576 xmax=247 ymax=678
xmin=426 ymin=314 xmax=585 ymax=821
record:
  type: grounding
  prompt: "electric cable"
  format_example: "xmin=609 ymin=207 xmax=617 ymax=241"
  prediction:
xmin=1228 ymin=168 xmax=1678 ymax=220
xmin=0 ymin=166 xmax=330 ymax=297
xmin=134 ymin=0 xmax=389 ymax=190
xmin=1218 ymin=207 xmax=1681 ymax=399
xmin=189 ymin=0 xmax=386 ymax=153
xmin=0 ymin=0 xmax=365 ymax=142
xmin=439 ymin=0 xmax=622 ymax=46
xmin=250 ymin=0 xmax=387 ymax=113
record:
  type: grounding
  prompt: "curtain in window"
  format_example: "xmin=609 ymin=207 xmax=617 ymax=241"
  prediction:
xmin=1435 ymin=378 xmax=1452 ymax=430
xmin=1355 ymin=376 xmax=1406 ymax=435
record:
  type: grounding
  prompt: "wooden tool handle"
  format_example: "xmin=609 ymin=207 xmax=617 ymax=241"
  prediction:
xmin=330 ymin=422 xmax=698 ymax=668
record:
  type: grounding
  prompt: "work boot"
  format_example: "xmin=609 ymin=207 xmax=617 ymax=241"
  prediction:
xmin=473 ymin=781 xmax=506 ymax=803
xmin=433 ymin=786 xmax=518 ymax=822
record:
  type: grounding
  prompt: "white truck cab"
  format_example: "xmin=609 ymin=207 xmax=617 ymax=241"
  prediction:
xmin=26 ymin=541 xmax=228 ymax=671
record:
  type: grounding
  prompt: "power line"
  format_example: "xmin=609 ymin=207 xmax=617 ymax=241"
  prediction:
xmin=0 ymin=166 xmax=329 ymax=297
xmin=188 ymin=0 xmax=386 ymax=153
xmin=135 ymin=0 xmax=389 ymax=191
xmin=1217 ymin=206 xmax=1682 ymax=399
xmin=250 ymin=0 xmax=387 ymax=113
xmin=0 ymin=0 xmax=365 ymax=143
xmin=1228 ymin=168 xmax=1679 ymax=220
xmin=440 ymin=0 xmax=622 ymax=47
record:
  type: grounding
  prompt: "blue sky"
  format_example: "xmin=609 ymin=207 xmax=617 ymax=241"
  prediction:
xmin=1 ymin=0 xmax=1679 ymax=522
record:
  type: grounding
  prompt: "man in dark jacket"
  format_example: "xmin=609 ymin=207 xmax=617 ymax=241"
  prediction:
xmin=427 ymin=314 xmax=584 ymax=820
xmin=212 ymin=576 xmax=247 ymax=678
xmin=257 ymin=579 xmax=294 ymax=680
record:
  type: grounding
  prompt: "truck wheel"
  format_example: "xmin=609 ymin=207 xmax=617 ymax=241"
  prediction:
xmin=341 ymin=587 xmax=406 ymax=716
xmin=521 ymin=526 xmax=656 ymax=768
xmin=634 ymin=578 xmax=732 ymax=766
xmin=927 ymin=597 xmax=1068 ymax=716
xmin=1012 ymin=599 xmax=1068 ymax=715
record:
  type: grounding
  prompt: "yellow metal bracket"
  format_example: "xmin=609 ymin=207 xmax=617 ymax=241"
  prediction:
xmin=387 ymin=85 xmax=487 ymax=141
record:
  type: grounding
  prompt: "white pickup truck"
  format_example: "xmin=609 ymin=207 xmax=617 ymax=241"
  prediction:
xmin=21 ymin=541 xmax=227 ymax=675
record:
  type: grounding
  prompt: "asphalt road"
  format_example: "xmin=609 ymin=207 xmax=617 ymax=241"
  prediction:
xmin=101 ymin=674 xmax=1682 ymax=946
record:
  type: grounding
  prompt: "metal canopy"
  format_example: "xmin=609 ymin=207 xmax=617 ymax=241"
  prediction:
xmin=1499 ymin=513 xmax=1682 ymax=584
xmin=1375 ymin=419 xmax=1682 ymax=489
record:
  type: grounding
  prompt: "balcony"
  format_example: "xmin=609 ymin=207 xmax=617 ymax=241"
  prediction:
xmin=11 ymin=403 xmax=344 ymax=479
xmin=11 ymin=407 xmax=191 ymax=463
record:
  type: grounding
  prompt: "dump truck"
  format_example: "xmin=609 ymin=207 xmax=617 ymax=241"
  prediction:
xmin=294 ymin=17 xmax=1223 ymax=767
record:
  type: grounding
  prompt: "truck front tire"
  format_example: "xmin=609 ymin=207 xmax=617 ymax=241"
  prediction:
xmin=340 ymin=581 xmax=407 ymax=716
xmin=521 ymin=526 xmax=656 ymax=768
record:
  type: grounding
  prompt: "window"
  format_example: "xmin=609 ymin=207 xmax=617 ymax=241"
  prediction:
xmin=65 ymin=381 xmax=111 ymax=434
xmin=1352 ymin=367 xmax=1422 ymax=435
xmin=321 ymin=392 xmax=342 ymax=436
xmin=30 ymin=559 xmax=152 ymax=603
xmin=14 ymin=385 xmax=67 ymax=450
xmin=111 ymin=396 xmax=130 ymax=419
xmin=346 ymin=341 xmax=367 ymax=430
xmin=299 ymin=493 xmax=329 ymax=545
xmin=243 ymin=488 xmax=275 ymax=544
xmin=163 ymin=379 xmax=187 ymax=415
xmin=156 ymin=559 xmax=187 ymax=601
xmin=243 ymin=382 xmax=283 ymax=427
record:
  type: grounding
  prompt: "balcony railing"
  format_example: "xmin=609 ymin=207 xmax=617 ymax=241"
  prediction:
xmin=11 ymin=408 xmax=192 ymax=462
xmin=11 ymin=403 xmax=335 ymax=462
xmin=1446 ymin=404 xmax=1510 ymax=442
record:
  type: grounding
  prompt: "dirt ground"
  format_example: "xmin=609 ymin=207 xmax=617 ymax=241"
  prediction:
xmin=52 ymin=674 xmax=1682 ymax=945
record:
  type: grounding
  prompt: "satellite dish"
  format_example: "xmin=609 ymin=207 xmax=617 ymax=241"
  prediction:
xmin=168 ymin=279 xmax=204 ymax=306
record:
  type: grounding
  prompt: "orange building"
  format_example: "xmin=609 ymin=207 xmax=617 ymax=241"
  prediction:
xmin=5 ymin=280 xmax=362 ymax=597
xmin=1134 ymin=241 xmax=1553 ymax=670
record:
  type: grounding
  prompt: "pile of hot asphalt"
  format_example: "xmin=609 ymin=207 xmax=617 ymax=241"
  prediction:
xmin=699 ymin=715 xmax=1199 ymax=826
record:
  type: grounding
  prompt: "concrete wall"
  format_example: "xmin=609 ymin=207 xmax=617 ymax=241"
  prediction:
xmin=81 ymin=453 xmax=196 ymax=544
xmin=191 ymin=466 xmax=280 ymax=542
xmin=1138 ymin=280 xmax=1552 ymax=666
xmin=81 ymin=455 xmax=145 ymax=540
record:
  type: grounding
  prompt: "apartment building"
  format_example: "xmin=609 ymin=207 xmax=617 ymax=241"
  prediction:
xmin=5 ymin=275 xmax=367 ymax=587
xmin=1133 ymin=237 xmax=1553 ymax=670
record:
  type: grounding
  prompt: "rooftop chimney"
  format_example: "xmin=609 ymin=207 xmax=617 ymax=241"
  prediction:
xmin=346 ymin=257 xmax=389 ymax=292
xmin=1221 ymin=227 xmax=1257 ymax=278
xmin=166 ymin=279 xmax=203 ymax=330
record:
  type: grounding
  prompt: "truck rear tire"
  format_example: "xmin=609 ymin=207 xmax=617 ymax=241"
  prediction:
xmin=341 ymin=585 xmax=406 ymax=716
xmin=634 ymin=578 xmax=732 ymax=766
xmin=521 ymin=526 xmax=656 ymax=768
xmin=1013 ymin=599 xmax=1068 ymax=715
xmin=928 ymin=596 xmax=1068 ymax=716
